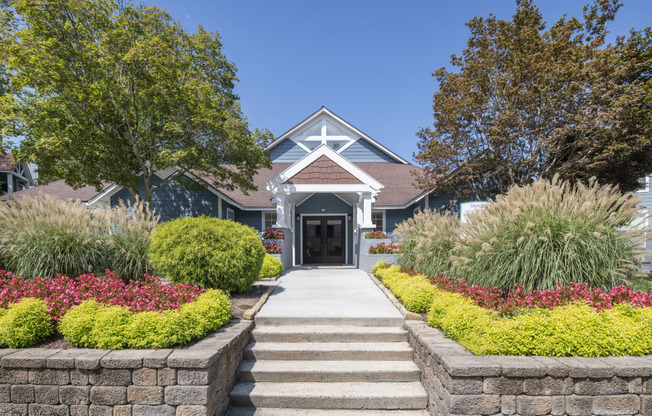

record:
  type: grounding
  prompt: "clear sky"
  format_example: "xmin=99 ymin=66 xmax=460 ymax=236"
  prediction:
xmin=151 ymin=1 xmax=650 ymax=163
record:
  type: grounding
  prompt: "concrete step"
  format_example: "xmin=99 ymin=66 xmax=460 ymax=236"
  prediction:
xmin=244 ymin=342 xmax=414 ymax=361
xmin=254 ymin=316 xmax=405 ymax=327
xmin=237 ymin=360 xmax=421 ymax=382
xmin=226 ymin=408 xmax=430 ymax=416
xmin=229 ymin=381 xmax=428 ymax=410
xmin=250 ymin=325 xmax=408 ymax=343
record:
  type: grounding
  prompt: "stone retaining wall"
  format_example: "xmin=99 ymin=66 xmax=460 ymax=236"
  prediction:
xmin=406 ymin=320 xmax=652 ymax=416
xmin=0 ymin=319 xmax=253 ymax=416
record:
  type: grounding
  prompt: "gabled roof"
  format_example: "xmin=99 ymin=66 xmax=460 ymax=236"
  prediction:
xmin=0 ymin=153 xmax=16 ymax=171
xmin=266 ymin=107 xmax=409 ymax=164
xmin=285 ymin=155 xmax=362 ymax=185
xmin=0 ymin=180 xmax=111 ymax=202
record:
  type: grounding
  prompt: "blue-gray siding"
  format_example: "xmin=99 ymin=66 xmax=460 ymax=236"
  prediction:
xmin=110 ymin=174 xmax=220 ymax=222
xmin=294 ymin=193 xmax=354 ymax=264
xmin=339 ymin=139 xmax=400 ymax=163
xmin=269 ymin=139 xmax=308 ymax=163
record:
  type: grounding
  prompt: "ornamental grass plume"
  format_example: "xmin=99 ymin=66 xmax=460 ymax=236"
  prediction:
xmin=0 ymin=194 xmax=159 ymax=280
xmin=395 ymin=209 xmax=460 ymax=276
xmin=452 ymin=175 xmax=648 ymax=292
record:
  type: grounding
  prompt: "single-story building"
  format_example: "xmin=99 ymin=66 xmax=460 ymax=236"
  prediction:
xmin=0 ymin=153 xmax=35 ymax=195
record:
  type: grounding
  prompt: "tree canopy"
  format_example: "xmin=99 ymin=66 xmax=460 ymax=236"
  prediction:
xmin=0 ymin=0 xmax=271 ymax=203
xmin=415 ymin=0 xmax=652 ymax=200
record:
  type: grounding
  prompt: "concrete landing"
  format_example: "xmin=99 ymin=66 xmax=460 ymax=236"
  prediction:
xmin=254 ymin=266 xmax=403 ymax=325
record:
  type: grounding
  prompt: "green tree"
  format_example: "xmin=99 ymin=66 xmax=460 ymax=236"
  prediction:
xmin=0 ymin=0 xmax=271 ymax=204
xmin=414 ymin=0 xmax=652 ymax=200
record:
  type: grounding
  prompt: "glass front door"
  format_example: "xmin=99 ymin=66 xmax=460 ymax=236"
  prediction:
xmin=302 ymin=216 xmax=345 ymax=264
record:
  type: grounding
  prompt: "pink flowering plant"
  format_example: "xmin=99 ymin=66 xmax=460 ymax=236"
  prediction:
xmin=365 ymin=230 xmax=388 ymax=239
xmin=0 ymin=269 xmax=204 ymax=321
xmin=263 ymin=241 xmax=282 ymax=254
xmin=381 ymin=264 xmax=652 ymax=316
xmin=368 ymin=242 xmax=400 ymax=254
xmin=262 ymin=228 xmax=285 ymax=239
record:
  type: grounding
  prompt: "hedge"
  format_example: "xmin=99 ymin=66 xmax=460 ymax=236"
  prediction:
xmin=58 ymin=289 xmax=232 ymax=349
xmin=259 ymin=254 xmax=284 ymax=278
xmin=373 ymin=260 xmax=652 ymax=356
xmin=0 ymin=298 xmax=53 ymax=348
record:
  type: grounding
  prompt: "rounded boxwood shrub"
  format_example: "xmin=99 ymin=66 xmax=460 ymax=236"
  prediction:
xmin=58 ymin=289 xmax=232 ymax=349
xmin=149 ymin=216 xmax=265 ymax=292
xmin=0 ymin=298 xmax=53 ymax=348
xmin=259 ymin=254 xmax=284 ymax=278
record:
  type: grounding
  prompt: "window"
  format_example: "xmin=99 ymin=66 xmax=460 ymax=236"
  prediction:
xmin=263 ymin=212 xmax=277 ymax=230
xmin=638 ymin=176 xmax=650 ymax=193
xmin=371 ymin=210 xmax=384 ymax=232
xmin=226 ymin=208 xmax=235 ymax=221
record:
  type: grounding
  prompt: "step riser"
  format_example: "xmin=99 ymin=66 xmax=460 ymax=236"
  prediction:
xmin=226 ymin=409 xmax=430 ymax=416
xmin=229 ymin=395 xmax=428 ymax=410
xmin=237 ymin=370 xmax=421 ymax=383
xmin=243 ymin=350 xmax=413 ymax=361
xmin=254 ymin=317 xmax=405 ymax=327
xmin=250 ymin=332 xmax=407 ymax=343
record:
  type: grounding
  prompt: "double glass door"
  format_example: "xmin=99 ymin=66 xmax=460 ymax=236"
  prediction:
xmin=302 ymin=216 xmax=345 ymax=264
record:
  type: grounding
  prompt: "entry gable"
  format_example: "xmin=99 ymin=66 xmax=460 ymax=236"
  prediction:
xmin=284 ymin=155 xmax=362 ymax=185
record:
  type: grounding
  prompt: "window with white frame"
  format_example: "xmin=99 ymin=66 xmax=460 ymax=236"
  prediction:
xmin=226 ymin=208 xmax=235 ymax=221
xmin=263 ymin=212 xmax=277 ymax=230
xmin=638 ymin=176 xmax=650 ymax=193
xmin=293 ymin=118 xmax=355 ymax=152
xmin=371 ymin=210 xmax=384 ymax=232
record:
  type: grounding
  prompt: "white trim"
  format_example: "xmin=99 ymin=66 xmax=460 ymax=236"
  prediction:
xmin=87 ymin=184 xmax=121 ymax=206
xmin=373 ymin=191 xmax=431 ymax=210
xmin=266 ymin=107 xmax=408 ymax=164
xmin=218 ymin=197 xmax=223 ymax=219
xmin=295 ymin=193 xmax=316 ymax=207
xmin=371 ymin=209 xmax=386 ymax=232
xmin=638 ymin=176 xmax=650 ymax=193
xmin=295 ymin=141 xmax=311 ymax=153
xmin=298 ymin=213 xmax=350 ymax=265
xmin=266 ymin=145 xmax=384 ymax=194
xmin=226 ymin=207 xmax=235 ymax=221
xmin=332 ymin=193 xmax=353 ymax=206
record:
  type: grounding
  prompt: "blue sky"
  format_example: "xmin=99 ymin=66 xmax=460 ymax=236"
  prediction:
xmin=152 ymin=1 xmax=649 ymax=162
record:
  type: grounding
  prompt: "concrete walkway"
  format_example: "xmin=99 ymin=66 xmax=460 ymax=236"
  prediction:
xmin=254 ymin=266 xmax=404 ymax=326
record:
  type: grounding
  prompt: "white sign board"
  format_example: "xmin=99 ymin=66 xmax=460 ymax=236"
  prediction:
xmin=460 ymin=201 xmax=489 ymax=224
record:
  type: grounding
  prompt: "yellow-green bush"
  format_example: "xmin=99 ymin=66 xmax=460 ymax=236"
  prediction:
xmin=374 ymin=262 xmax=437 ymax=313
xmin=259 ymin=254 xmax=284 ymax=278
xmin=149 ymin=216 xmax=265 ymax=292
xmin=426 ymin=289 xmax=652 ymax=357
xmin=59 ymin=289 xmax=232 ymax=349
xmin=0 ymin=298 xmax=53 ymax=348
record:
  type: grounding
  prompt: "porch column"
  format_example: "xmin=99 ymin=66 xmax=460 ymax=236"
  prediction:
xmin=274 ymin=194 xmax=293 ymax=229
xmin=6 ymin=173 xmax=13 ymax=194
xmin=360 ymin=192 xmax=375 ymax=228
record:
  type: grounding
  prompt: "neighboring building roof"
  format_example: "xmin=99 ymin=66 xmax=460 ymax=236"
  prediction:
xmin=285 ymin=155 xmax=362 ymax=185
xmin=0 ymin=180 xmax=110 ymax=202
xmin=0 ymin=153 xmax=15 ymax=171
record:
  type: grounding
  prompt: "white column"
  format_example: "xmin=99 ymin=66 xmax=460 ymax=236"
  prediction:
xmin=274 ymin=194 xmax=287 ymax=228
xmin=361 ymin=192 xmax=374 ymax=228
xmin=6 ymin=173 xmax=13 ymax=194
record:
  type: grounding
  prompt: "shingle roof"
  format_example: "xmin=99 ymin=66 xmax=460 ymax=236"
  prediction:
xmin=2 ymin=162 xmax=427 ymax=208
xmin=285 ymin=156 xmax=362 ymax=185
xmin=0 ymin=180 xmax=109 ymax=202
xmin=0 ymin=153 xmax=15 ymax=171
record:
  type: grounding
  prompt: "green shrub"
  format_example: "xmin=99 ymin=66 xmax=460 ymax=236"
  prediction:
xmin=259 ymin=254 xmax=284 ymax=278
xmin=427 ymin=289 xmax=652 ymax=356
xmin=0 ymin=195 xmax=158 ymax=280
xmin=149 ymin=216 xmax=265 ymax=292
xmin=0 ymin=298 xmax=53 ymax=348
xmin=452 ymin=175 xmax=647 ymax=292
xmin=59 ymin=289 xmax=232 ymax=349
xmin=374 ymin=262 xmax=437 ymax=313
xmin=394 ymin=210 xmax=460 ymax=275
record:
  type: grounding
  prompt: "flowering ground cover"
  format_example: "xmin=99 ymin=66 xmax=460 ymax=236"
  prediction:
xmin=0 ymin=270 xmax=231 ymax=349
xmin=365 ymin=230 xmax=389 ymax=239
xmin=262 ymin=228 xmax=285 ymax=239
xmin=368 ymin=242 xmax=400 ymax=254
xmin=263 ymin=241 xmax=282 ymax=254
xmin=0 ymin=270 xmax=204 ymax=320
xmin=374 ymin=260 xmax=652 ymax=356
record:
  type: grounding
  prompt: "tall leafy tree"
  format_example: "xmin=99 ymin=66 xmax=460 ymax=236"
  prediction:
xmin=414 ymin=0 xmax=652 ymax=200
xmin=0 ymin=0 xmax=271 ymax=204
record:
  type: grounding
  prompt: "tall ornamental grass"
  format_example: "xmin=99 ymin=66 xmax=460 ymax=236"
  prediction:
xmin=452 ymin=175 xmax=648 ymax=292
xmin=395 ymin=209 xmax=460 ymax=276
xmin=0 ymin=195 xmax=158 ymax=280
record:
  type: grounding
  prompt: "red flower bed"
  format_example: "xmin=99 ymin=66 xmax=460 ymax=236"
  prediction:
xmin=0 ymin=270 xmax=204 ymax=321
xmin=387 ymin=265 xmax=652 ymax=315
xmin=263 ymin=241 xmax=282 ymax=254
xmin=365 ymin=230 xmax=388 ymax=239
